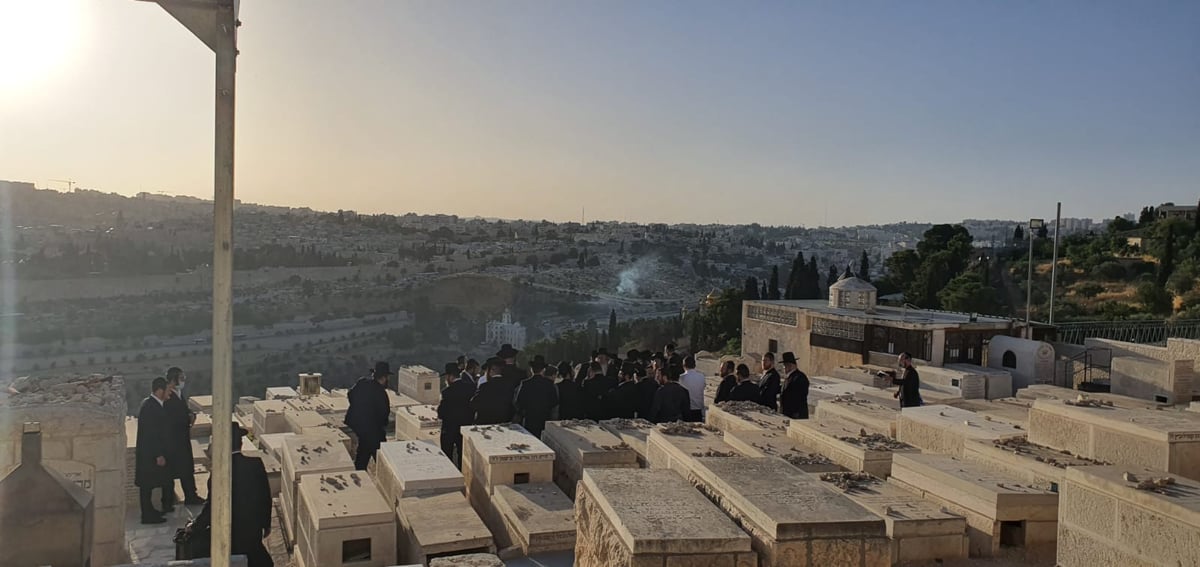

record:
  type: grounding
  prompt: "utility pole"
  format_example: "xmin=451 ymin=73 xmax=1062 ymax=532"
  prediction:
xmin=1050 ymin=203 xmax=1061 ymax=325
xmin=1027 ymin=218 xmax=1044 ymax=337
xmin=135 ymin=1 xmax=238 ymax=564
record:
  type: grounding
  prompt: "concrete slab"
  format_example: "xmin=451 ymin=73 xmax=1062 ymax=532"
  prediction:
xmin=1016 ymin=384 xmax=1165 ymax=410
xmin=279 ymin=435 xmax=355 ymax=546
xmin=687 ymin=457 xmax=889 ymax=567
xmin=597 ymin=418 xmax=654 ymax=465
xmin=1027 ymin=398 xmax=1200 ymax=480
xmin=948 ymin=398 xmax=1033 ymax=428
xmin=962 ymin=436 xmax=1105 ymax=492
xmin=540 ymin=421 xmax=638 ymax=498
xmin=706 ymin=401 xmax=791 ymax=433
xmin=575 ymin=468 xmax=754 ymax=567
xmin=285 ymin=396 xmax=334 ymax=416
xmin=492 ymin=483 xmax=577 ymax=555
xmin=645 ymin=423 xmax=745 ymax=479
xmin=256 ymin=432 xmax=296 ymax=462
xmin=285 ymin=410 xmax=329 ymax=434
xmin=295 ymin=471 xmax=395 ymax=567
xmin=890 ymin=452 xmax=1058 ymax=559
xmin=397 ymin=491 xmax=495 ymax=565
xmin=191 ymin=411 xmax=212 ymax=439
xmin=187 ymin=395 xmax=213 ymax=414
xmin=428 ymin=554 xmax=503 ymax=567
xmin=723 ymin=429 xmax=842 ymax=473
xmin=787 ymin=418 xmax=918 ymax=478
xmin=395 ymin=404 xmax=441 ymax=442
xmin=815 ymin=397 xmax=900 ymax=438
xmin=897 ymin=404 xmax=1024 ymax=457
xmin=252 ymin=400 xmax=290 ymax=436
xmin=266 ymin=386 xmax=299 ymax=401
xmin=373 ymin=440 xmax=463 ymax=508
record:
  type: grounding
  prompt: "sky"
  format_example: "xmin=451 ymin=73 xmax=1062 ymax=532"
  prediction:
xmin=1 ymin=1 xmax=1197 ymax=227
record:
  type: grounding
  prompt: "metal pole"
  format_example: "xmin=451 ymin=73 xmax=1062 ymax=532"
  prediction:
xmin=1050 ymin=202 xmax=1061 ymax=325
xmin=210 ymin=3 xmax=236 ymax=565
xmin=1026 ymin=226 xmax=1034 ymax=329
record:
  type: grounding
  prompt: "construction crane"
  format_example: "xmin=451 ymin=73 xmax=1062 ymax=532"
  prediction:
xmin=49 ymin=179 xmax=76 ymax=192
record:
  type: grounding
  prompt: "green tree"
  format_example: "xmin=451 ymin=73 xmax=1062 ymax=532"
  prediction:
xmin=607 ymin=309 xmax=619 ymax=351
xmin=858 ymin=250 xmax=870 ymax=282
xmin=1013 ymin=225 xmax=1024 ymax=242
xmin=744 ymin=277 xmax=760 ymax=300
xmin=1158 ymin=223 xmax=1177 ymax=287
xmin=768 ymin=265 xmax=781 ymax=300
xmin=938 ymin=272 xmax=999 ymax=314
xmin=784 ymin=252 xmax=805 ymax=299
xmin=827 ymin=265 xmax=839 ymax=294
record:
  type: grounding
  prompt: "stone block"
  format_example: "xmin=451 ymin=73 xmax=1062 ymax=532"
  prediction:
xmin=255 ymin=432 xmax=296 ymax=462
xmin=961 ymin=437 xmax=1100 ymax=491
xmin=890 ymin=453 xmax=1057 ymax=559
xmin=722 ymin=429 xmax=841 ymax=473
xmin=462 ymin=424 xmax=554 ymax=498
xmin=541 ymin=421 xmax=638 ymax=498
xmin=191 ymin=411 xmax=212 ymax=439
xmin=646 ymin=424 xmax=745 ymax=479
xmin=947 ymin=397 xmax=1032 ymax=428
xmin=397 ymin=365 xmax=441 ymax=405
xmin=1056 ymin=524 xmax=1156 ymax=567
xmin=896 ymin=405 xmax=1024 ymax=457
xmin=266 ymin=386 xmax=299 ymax=400
xmin=374 ymin=440 xmax=463 ymax=508
xmin=598 ymin=418 xmax=655 ymax=464
xmin=187 ymin=395 xmax=213 ymax=413
xmin=394 ymin=404 xmax=441 ymax=442
xmin=428 ymin=553 xmax=503 ymax=567
xmin=687 ymin=457 xmax=888 ymax=567
xmin=814 ymin=397 xmax=899 ymax=437
xmin=705 ymin=403 xmax=790 ymax=433
xmin=285 ymin=410 xmax=328 ymax=434
xmin=298 ymin=373 xmax=323 ymax=396
xmin=280 ymin=435 xmax=355 ymax=545
xmin=285 ymin=396 xmax=334 ymax=416
xmin=72 ymin=433 xmax=125 ymax=473
xmin=251 ymin=400 xmax=290 ymax=436
xmin=295 ymin=471 xmax=395 ymax=567
xmin=492 ymin=483 xmax=576 ymax=555
xmin=574 ymin=468 xmax=752 ymax=567
xmin=397 ymin=491 xmax=495 ymax=565
xmin=820 ymin=475 xmax=967 ymax=564
xmin=787 ymin=418 xmax=917 ymax=478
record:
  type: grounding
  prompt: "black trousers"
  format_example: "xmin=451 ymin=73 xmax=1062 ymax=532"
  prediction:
xmin=440 ymin=430 xmax=463 ymax=469
xmin=139 ymin=482 xmax=171 ymax=519
xmin=354 ymin=434 xmax=382 ymax=471
xmin=683 ymin=409 xmax=704 ymax=423
xmin=179 ymin=471 xmax=199 ymax=499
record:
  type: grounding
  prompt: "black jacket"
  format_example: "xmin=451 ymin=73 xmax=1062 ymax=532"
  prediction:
xmin=729 ymin=381 xmax=759 ymax=402
xmin=556 ymin=379 xmax=586 ymax=420
xmin=438 ymin=378 xmax=476 ymax=433
xmin=603 ymin=379 xmax=640 ymax=419
xmin=635 ymin=377 xmax=659 ymax=420
xmin=893 ymin=366 xmax=922 ymax=408
xmin=345 ymin=377 xmax=390 ymax=440
xmin=135 ymin=396 xmax=171 ymax=487
xmin=515 ymin=375 xmax=559 ymax=436
xmin=163 ymin=391 xmax=195 ymax=478
xmin=581 ymin=375 xmax=617 ymax=421
xmin=713 ymin=375 xmax=737 ymax=405
xmin=194 ymin=452 xmax=273 ymax=567
xmin=757 ymin=368 xmax=781 ymax=411
xmin=650 ymin=382 xmax=690 ymax=424
xmin=471 ymin=377 xmax=514 ymax=425
xmin=780 ymin=369 xmax=810 ymax=419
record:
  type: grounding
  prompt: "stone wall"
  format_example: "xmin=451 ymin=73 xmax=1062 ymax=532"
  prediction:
xmin=0 ymin=374 xmax=128 ymax=566
xmin=1111 ymin=356 xmax=1193 ymax=404
xmin=741 ymin=305 xmax=805 ymax=360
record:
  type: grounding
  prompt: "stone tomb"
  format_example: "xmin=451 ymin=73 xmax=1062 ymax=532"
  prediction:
xmin=396 ymin=491 xmax=495 ymax=565
xmin=397 ymin=364 xmax=441 ymax=405
xmin=298 ymin=373 xmax=323 ymax=396
xmin=807 ymin=380 xmax=879 ymax=416
xmin=821 ymin=474 xmax=968 ymax=564
xmin=814 ymin=397 xmax=900 ymax=438
xmin=395 ymin=404 xmax=441 ymax=443
xmin=286 ymin=410 xmax=330 ymax=434
xmin=491 ymin=483 xmax=577 ymax=555
xmin=280 ymin=435 xmax=356 ymax=546
xmin=889 ymin=453 xmax=1058 ymax=559
xmin=688 ymin=457 xmax=889 ymax=567
xmin=191 ymin=411 xmax=212 ymax=439
xmin=723 ymin=429 xmax=842 ymax=473
xmin=540 ymin=421 xmax=638 ymax=498
xmin=285 ymin=396 xmax=335 ymax=416
xmin=1027 ymin=398 xmax=1200 ymax=480
xmin=961 ymin=436 xmax=1102 ymax=492
xmin=373 ymin=441 xmax=463 ymax=508
xmin=251 ymin=399 xmax=290 ymax=436
xmin=1057 ymin=465 xmax=1200 ymax=567
xmin=645 ymin=423 xmax=746 ymax=479
xmin=187 ymin=394 xmax=213 ymax=413
xmin=462 ymin=424 xmax=555 ymax=549
xmin=295 ymin=471 xmax=396 ymax=567
xmin=896 ymin=404 xmax=1024 ymax=458
xmin=947 ymin=398 xmax=1033 ymax=428
xmin=574 ymin=468 xmax=754 ymax=567
xmin=598 ymin=418 xmax=654 ymax=465
xmin=266 ymin=386 xmax=299 ymax=400
xmin=256 ymin=432 xmax=296 ymax=463
xmin=787 ymin=418 xmax=918 ymax=478
xmin=706 ymin=402 xmax=791 ymax=433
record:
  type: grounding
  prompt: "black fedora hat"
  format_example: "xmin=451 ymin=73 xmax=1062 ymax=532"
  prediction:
xmin=443 ymin=362 xmax=459 ymax=376
xmin=496 ymin=344 xmax=520 ymax=358
xmin=596 ymin=347 xmax=610 ymax=357
xmin=780 ymin=352 xmax=798 ymax=365
xmin=372 ymin=361 xmax=392 ymax=377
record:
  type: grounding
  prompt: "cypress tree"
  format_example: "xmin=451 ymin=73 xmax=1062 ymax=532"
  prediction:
xmin=768 ymin=266 xmax=781 ymax=300
xmin=785 ymin=251 xmax=805 ymax=299
xmin=744 ymin=277 xmax=760 ymax=300
xmin=859 ymin=250 xmax=870 ymax=282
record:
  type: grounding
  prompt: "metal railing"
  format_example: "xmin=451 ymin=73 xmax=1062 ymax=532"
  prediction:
xmin=1054 ymin=319 xmax=1200 ymax=346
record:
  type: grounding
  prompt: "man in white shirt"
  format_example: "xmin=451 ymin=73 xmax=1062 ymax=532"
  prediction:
xmin=679 ymin=355 xmax=706 ymax=422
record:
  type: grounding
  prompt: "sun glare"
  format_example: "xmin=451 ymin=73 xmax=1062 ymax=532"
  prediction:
xmin=0 ymin=0 xmax=84 ymax=93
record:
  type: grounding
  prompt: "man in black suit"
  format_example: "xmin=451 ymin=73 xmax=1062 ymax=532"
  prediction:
xmin=650 ymin=364 xmax=690 ymax=423
xmin=581 ymin=361 xmax=615 ymax=420
xmin=471 ymin=358 xmax=512 ymax=425
xmin=756 ymin=352 xmax=781 ymax=411
xmin=136 ymin=377 xmax=172 ymax=524
xmin=890 ymin=352 xmax=923 ymax=408
xmin=603 ymin=362 xmax=640 ymax=419
xmin=713 ymin=360 xmax=737 ymax=405
xmin=635 ymin=358 xmax=661 ymax=420
xmin=164 ymin=367 xmax=204 ymax=507
xmin=514 ymin=358 xmax=559 ymax=437
xmin=778 ymin=352 xmax=810 ymax=419
xmin=190 ymin=423 xmax=273 ymax=567
xmin=438 ymin=362 xmax=474 ymax=468
xmin=553 ymin=363 xmax=585 ymax=420
xmin=345 ymin=361 xmax=392 ymax=470
xmin=495 ymin=344 xmax=524 ymax=422
xmin=729 ymin=364 xmax=760 ymax=402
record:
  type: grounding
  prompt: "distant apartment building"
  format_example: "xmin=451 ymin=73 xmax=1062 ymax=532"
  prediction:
xmin=485 ymin=309 xmax=526 ymax=350
xmin=1158 ymin=204 xmax=1198 ymax=221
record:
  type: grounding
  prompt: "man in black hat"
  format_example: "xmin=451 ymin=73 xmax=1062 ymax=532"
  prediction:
xmin=650 ymin=364 xmax=690 ymax=423
xmin=595 ymin=348 xmax=617 ymax=379
xmin=729 ymin=364 xmax=759 ymax=401
xmin=438 ymin=362 xmax=474 ymax=468
xmin=581 ymin=361 xmax=615 ymax=420
xmin=554 ymin=361 xmax=585 ymax=420
xmin=495 ymin=344 xmax=524 ymax=421
xmin=664 ymin=343 xmax=682 ymax=368
xmin=635 ymin=356 xmax=661 ymax=420
xmin=756 ymin=352 xmax=781 ymax=412
xmin=471 ymin=358 xmax=513 ymax=425
xmin=603 ymin=362 xmax=640 ymax=419
xmin=778 ymin=352 xmax=810 ymax=419
xmin=515 ymin=358 xmax=558 ymax=437
xmin=164 ymin=367 xmax=204 ymax=506
xmin=136 ymin=377 xmax=172 ymax=524
xmin=346 ymin=361 xmax=392 ymax=470
xmin=461 ymin=358 xmax=480 ymax=386
xmin=713 ymin=360 xmax=737 ymax=405
xmin=190 ymin=423 xmax=273 ymax=567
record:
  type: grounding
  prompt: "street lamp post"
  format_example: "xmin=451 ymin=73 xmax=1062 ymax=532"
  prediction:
xmin=135 ymin=1 xmax=237 ymax=565
xmin=1027 ymin=218 xmax=1044 ymax=336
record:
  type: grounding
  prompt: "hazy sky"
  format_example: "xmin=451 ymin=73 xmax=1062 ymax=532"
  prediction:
xmin=1 ymin=1 xmax=1197 ymax=227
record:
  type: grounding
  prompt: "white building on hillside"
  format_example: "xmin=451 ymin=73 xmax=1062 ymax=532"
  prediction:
xmin=485 ymin=309 xmax=526 ymax=350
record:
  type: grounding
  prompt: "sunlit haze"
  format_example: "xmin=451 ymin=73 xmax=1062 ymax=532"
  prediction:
xmin=1 ymin=0 xmax=1197 ymax=226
